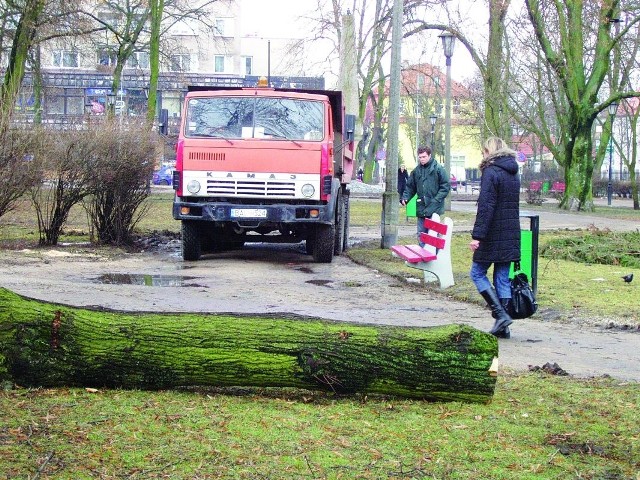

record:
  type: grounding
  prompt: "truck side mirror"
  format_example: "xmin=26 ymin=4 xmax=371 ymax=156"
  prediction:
xmin=345 ymin=114 xmax=356 ymax=142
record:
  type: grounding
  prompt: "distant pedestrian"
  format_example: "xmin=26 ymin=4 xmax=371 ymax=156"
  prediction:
xmin=357 ymin=167 xmax=364 ymax=181
xmin=400 ymin=146 xmax=450 ymax=246
xmin=468 ymin=136 xmax=521 ymax=338
xmin=397 ymin=164 xmax=408 ymax=196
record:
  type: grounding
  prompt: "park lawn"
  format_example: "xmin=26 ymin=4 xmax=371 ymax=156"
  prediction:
xmin=1 ymin=374 xmax=638 ymax=479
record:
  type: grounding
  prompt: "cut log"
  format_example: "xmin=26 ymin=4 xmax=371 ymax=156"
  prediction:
xmin=0 ymin=288 xmax=498 ymax=402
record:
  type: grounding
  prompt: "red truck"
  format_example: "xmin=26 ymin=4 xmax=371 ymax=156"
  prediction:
xmin=172 ymin=82 xmax=355 ymax=263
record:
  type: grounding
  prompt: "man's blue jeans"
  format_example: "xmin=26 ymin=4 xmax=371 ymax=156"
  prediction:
xmin=416 ymin=216 xmax=429 ymax=247
xmin=470 ymin=261 xmax=512 ymax=299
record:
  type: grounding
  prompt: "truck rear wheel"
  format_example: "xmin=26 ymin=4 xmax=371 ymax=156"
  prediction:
xmin=181 ymin=221 xmax=201 ymax=261
xmin=312 ymin=224 xmax=335 ymax=263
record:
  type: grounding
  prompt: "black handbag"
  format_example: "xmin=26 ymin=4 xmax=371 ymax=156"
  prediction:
xmin=509 ymin=262 xmax=538 ymax=319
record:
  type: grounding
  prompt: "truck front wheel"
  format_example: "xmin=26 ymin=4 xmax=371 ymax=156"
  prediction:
xmin=181 ymin=221 xmax=201 ymax=261
xmin=312 ymin=224 xmax=335 ymax=263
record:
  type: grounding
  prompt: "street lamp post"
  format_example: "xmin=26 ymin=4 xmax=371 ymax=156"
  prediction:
xmin=429 ymin=114 xmax=438 ymax=160
xmin=607 ymin=101 xmax=618 ymax=206
xmin=415 ymin=101 xmax=420 ymax=153
xmin=439 ymin=31 xmax=455 ymax=211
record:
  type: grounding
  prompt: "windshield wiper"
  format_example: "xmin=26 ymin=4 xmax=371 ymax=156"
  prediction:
xmin=190 ymin=131 xmax=234 ymax=144
xmin=262 ymin=130 xmax=302 ymax=147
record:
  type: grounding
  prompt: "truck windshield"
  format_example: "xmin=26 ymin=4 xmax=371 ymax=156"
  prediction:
xmin=185 ymin=97 xmax=324 ymax=141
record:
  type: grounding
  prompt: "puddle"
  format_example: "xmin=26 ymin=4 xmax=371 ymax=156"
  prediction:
xmin=93 ymin=273 xmax=199 ymax=287
xmin=305 ymin=279 xmax=333 ymax=287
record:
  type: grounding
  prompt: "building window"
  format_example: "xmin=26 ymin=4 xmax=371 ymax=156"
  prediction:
xmin=417 ymin=74 xmax=425 ymax=90
xmin=242 ymin=56 xmax=252 ymax=75
xmin=214 ymin=19 xmax=226 ymax=36
xmin=170 ymin=54 xmax=191 ymax=72
xmin=44 ymin=87 xmax=83 ymax=115
xmin=127 ymin=51 xmax=150 ymax=69
xmin=453 ymin=98 xmax=461 ymax=114
xmin=213 ymin=18 xmax=234 ymax=37
xmin=52 ymin=51 xmax=79 ymax=68
xmin=97 ymin=11 xmax=121 ymax=26
xmin=97 ymin=48 xmax=117 ymax=66
xmin=214 ymin=55 xmax=226 ymax=73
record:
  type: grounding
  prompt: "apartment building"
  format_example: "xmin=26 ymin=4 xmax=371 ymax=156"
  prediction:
xmin=6 ymin=0 xmax=323 ymax=130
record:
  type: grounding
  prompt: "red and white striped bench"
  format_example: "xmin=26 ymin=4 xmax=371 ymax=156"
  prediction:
xmin=390 ymin=213 xmax=455 ymax=289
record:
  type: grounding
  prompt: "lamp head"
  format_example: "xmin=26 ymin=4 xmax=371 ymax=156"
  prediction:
xmin=608 ymin=101 xmax=618 ymax=116
xmin=439 ymin=31 xmax=456 ymax=58
xmin=429 ymin=114 xmax=438 ymax=126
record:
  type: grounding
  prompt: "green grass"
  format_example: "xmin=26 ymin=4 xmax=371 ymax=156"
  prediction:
xmin=1 ymin=191 xmax=640 ymax=478
xmin=2 ymin=375 xmax=638 ymax=479
xmin=348 ymin=230 xmax=640 ymax=325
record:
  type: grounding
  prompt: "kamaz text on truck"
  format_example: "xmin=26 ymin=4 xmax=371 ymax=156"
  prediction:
xmin=172 ymin=82 xmax=355 ymax=263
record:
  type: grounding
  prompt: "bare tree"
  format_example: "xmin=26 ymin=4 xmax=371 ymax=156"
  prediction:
xmin=78 ymin=0 xmax=222 ymax=120
xmin=519 ymin=0 xmax=640 ymax=211
xmin=0 ymin=0 xmax=46 ymax=125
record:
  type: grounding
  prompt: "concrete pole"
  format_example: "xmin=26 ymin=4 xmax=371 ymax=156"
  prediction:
xmin=339 ymin=11 xmax=361 ymax=151
xmin=380 ymin=0 xmax=403 ymax=249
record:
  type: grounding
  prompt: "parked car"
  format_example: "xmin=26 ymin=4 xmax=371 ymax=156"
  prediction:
xmin=152 ymin=165 xmax=174 ymax=185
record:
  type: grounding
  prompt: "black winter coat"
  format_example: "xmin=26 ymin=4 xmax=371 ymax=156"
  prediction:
xmin=397 ymin=168 xmax=408 ymax=196
xmin=472 ymin=151 xmax=521 ymax=263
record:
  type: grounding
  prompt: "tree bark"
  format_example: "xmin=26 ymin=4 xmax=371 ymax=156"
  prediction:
xmin=0 ymin=288 xmax=498 ymax=402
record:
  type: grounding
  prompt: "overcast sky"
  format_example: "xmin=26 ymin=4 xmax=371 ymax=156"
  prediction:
xmin=239 ymin=0 xmax=479 ymax=82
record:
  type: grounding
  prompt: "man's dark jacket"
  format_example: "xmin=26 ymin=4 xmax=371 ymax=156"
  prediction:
xmin=472 ymin=150 xmax=521 ymax=263
xmin=402 ymin=159 xmax=450 ymax=218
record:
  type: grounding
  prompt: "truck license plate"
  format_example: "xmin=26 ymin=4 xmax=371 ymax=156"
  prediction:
xmin=231 ymin=208 xmax=267 ymax=218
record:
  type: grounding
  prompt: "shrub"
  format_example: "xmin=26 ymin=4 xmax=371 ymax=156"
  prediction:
xmin=29 ymin=129 xmax=99 ymax=245
xmin=0 ymin=127 xmax=46 ymax=219
xmin=84 ymin=120 xmax=159 ymax=245
xmin=525 ymin=188 xmax=544 ymax=205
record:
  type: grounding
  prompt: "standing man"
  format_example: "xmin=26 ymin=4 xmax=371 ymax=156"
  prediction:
xmin=400 ymin=145 xmax=451 ymax=246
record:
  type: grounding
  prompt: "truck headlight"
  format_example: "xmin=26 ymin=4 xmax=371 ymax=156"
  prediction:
xmin=187 ymin=180 xmax=201 ymax=194
xmin=301 ymin=183 xmax=315 ymax=198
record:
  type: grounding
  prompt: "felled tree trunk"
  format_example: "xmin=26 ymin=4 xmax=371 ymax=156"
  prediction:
xmin=0 ymin=288 xmax=498 ymax=402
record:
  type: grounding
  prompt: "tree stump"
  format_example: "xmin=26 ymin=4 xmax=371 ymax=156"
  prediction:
xmin=0 ymin=288 xmax=498 ymax=402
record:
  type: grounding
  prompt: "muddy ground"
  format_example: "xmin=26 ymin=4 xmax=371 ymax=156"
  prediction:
xmin=1 ymin=224 xmax=638 ymax=382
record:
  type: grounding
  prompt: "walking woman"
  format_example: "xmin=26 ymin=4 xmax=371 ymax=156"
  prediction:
xmin=469 ymin=137 xmax=521 ymax=338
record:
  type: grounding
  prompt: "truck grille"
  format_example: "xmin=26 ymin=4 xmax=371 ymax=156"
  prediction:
xmin=189 ymin=151 xmax=226 ymax=161
xmin=207 ymin=179 xmax=296 ymax=197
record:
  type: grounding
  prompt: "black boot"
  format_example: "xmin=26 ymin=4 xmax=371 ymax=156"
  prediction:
xmin=494 ymin=299 xmax=512 ymax=338
xmin=480 ymin=288 xmax=513 ymax=336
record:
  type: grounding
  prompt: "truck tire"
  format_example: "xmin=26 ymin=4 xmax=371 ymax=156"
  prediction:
xmin=181 ymin=221 xmax=201 ymax=261
xmin=312 ymin=224 xmax=335 ymax=263
xmin=333 ymin=190 xmax=345 ymax=255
